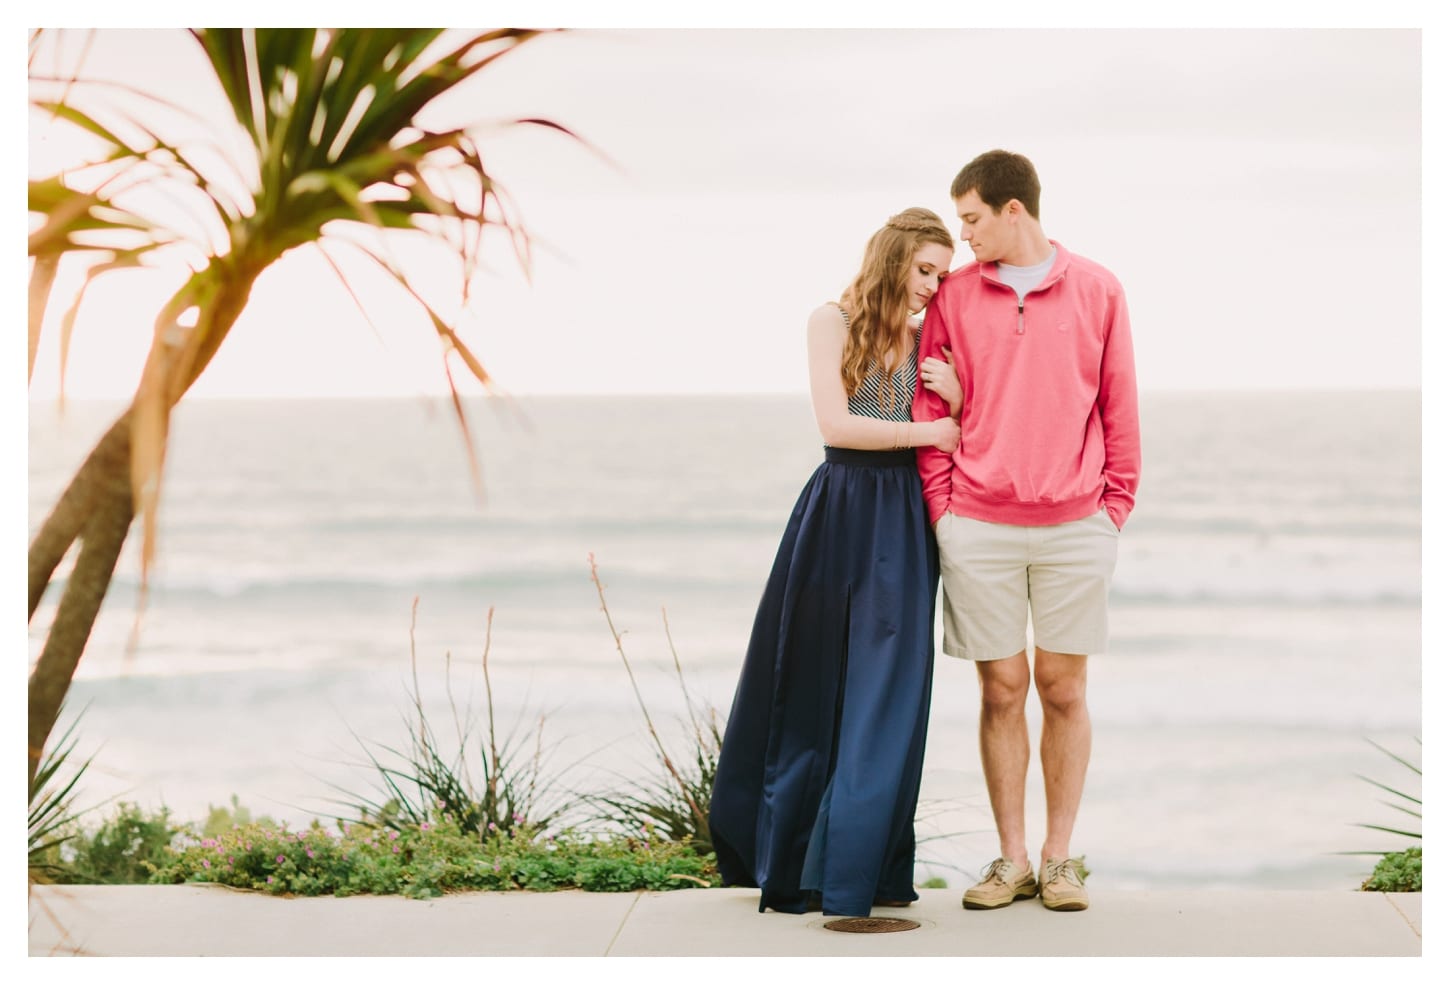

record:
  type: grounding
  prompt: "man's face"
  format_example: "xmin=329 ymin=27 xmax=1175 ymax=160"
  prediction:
xmin=955 ymin=189 xmax=1012 ymax=264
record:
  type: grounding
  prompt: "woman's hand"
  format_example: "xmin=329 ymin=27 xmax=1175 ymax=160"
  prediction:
xmin=920 ymin=347 xmax=962 ymax=419
xmin=929 ymin=416 xmax=961 ymax=452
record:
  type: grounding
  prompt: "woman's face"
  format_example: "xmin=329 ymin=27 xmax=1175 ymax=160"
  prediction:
xmin=906 ymin=243 xmax=953 ymax=314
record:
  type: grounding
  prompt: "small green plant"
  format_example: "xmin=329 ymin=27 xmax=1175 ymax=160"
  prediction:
xmin=1361 ymin=846 xmax=1421 ymax=892
xmin=587 ymin=556 xmax=720 ymax=852
xmin=1341 ymin=736 xmax=1421 ymax=891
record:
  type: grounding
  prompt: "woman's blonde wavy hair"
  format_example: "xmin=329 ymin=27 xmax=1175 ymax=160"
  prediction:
xmin=838 ymin=207 xmax=954 ymax=412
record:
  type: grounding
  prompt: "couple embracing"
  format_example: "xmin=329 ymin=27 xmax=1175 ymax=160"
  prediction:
xmin=709 ymin=149 xmax=1141 ymax=918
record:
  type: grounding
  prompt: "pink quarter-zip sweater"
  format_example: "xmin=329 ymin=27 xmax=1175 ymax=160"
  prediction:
xmin=913 ymin=241 xmax=1141 ymax=529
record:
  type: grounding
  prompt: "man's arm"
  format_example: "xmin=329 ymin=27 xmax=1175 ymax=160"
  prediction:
xmin=914 ymin=298 xmax=957 ymax=525
xmin=1097 ymin=286 xmax=1140 ymax=529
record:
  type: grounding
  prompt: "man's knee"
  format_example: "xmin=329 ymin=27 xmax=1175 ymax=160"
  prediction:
xmin=977 ymin=653 xmax=1030 ymax=716
xmin=1034 ymin=649 xmax=1088 ymax=714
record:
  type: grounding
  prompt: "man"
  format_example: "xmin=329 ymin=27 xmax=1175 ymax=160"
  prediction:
xmin=913 ymin=149 xmax=1140 ymax=912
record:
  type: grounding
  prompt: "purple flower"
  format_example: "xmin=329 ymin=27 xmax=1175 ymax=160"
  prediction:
xmin=276 ymin=855 xmax=286 ymax=864
xmin=488 ymin=822 xmax=497 ymax=832
xmin=420 ymin=823 xmax=431 ymax=831
xmin=389 ymin=830 xmax=400 ymax=840
xmin=202 ymin=859 xmax=211 ymax=869
xmin=267 ymin=876 xmax=274 ymax=884
xmin=393 ymin=846 xmax=400 ymax=854
xmin=228 ymin=857 xmax=234 ymax=864
xmin=306 ymin=849 xmax=315 ymax=858
xmin=513 ymin=813 xmax=524 ymax=824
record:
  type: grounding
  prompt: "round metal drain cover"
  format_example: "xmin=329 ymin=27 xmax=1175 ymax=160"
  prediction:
xmin=823 ymin=916 xmax=920 ymax=933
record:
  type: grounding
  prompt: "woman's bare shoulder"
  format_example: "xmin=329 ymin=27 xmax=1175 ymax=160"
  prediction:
xmin=807 ymin=301 xmax=849 ymax=330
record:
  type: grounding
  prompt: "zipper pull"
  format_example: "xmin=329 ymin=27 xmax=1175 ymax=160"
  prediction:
xmin=1017 ymin=300 xmax=1025 ymax=335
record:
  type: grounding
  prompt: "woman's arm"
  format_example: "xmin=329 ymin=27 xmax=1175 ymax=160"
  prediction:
xmin=807 ymin=305 xmax=959 ymax=451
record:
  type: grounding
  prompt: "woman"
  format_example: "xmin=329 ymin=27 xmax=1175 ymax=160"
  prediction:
xmin=709 ymin=208 xmax=962 ymax=917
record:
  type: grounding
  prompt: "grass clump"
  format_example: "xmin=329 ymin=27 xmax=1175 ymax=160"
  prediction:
xmin=28 ymin=713 xmax=94 ymax=884
xmin=333 ymin=601 xmax=576 ymax=843
xmin=586 ymin=555 xmax=720 ymax=853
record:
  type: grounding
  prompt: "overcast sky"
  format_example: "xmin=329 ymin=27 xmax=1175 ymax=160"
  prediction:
xmin=24 ymin=18 xmax=1431 ymax=398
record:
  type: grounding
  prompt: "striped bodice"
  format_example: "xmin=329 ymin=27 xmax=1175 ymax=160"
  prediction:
xmin=835 ymin=304 xmax=917 ymax=423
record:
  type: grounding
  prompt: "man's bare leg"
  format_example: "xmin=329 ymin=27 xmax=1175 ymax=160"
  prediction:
xmin=1034 ymin=647 xmax=1091 ymax=864
xmin=976 ymin=650 xmax=1032 ymax=869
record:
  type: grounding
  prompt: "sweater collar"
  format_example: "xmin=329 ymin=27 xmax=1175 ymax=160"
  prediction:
xmin=982 ymin=239 xmax=1072 ymax=290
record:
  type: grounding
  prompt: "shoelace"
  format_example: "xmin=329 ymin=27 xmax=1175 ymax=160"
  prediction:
xmin=1041 ymin=858 xmax=1086 ymax=886
xmin=981 ymin=857 xmax=1017 ymax=884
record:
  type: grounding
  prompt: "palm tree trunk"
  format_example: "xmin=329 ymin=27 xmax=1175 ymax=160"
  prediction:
xmin=28 ymin=411 xmax=132 ymax=621
xmin=27 ymin=451 xmax=134 ymax=788
xmin=27 ymin=257 xmax=264 ymax=787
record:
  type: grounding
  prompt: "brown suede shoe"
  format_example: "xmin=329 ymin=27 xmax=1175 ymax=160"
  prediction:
xmin=961 ymin=858 xmax=1038 ymax=910
xmin=1039 ymin=856 xmax=1090 ymax=911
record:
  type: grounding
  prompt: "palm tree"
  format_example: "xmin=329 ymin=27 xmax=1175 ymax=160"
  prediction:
xmin=27 ymin=28 xmax=579 ymax=788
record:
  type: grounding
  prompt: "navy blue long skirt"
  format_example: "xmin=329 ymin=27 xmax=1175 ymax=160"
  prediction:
xmin=708 ymin=446 xmax=938 ymax=917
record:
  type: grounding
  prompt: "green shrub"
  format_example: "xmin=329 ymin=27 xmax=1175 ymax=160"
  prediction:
xmin=59 ymin=802 xmax=185 ymax=884
xmin=147 ymin=815 xmax=719 ymax=898
xmin=1361 ymin=847 xmax=1421 ymax=892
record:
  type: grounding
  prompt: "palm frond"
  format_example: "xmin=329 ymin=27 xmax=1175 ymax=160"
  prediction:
xmin=31 ymin=26 xmax=579 ymax=656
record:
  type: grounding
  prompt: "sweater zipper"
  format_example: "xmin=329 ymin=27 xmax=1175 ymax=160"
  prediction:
xmin=1016 ymin=299 xmax=1025 ymax=335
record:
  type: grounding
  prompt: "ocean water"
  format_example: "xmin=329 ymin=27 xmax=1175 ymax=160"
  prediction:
xmin=27 ymin=391 xmax=1421 ymax=891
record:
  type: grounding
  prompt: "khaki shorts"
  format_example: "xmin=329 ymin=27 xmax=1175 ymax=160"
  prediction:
xmin=935 ymin=509 xmax=1120 ymax=661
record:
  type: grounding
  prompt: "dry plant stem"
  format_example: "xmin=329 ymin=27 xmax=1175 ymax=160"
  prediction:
xmin=409 ymin=598 xmax=425 ymax=751
xmin=481 ymin=607 xmax=501 ymax=821
xmin=528 ymin=713 xmax=545 ymax=812
xmin=662 ymin=607 xmax=705 ymax=749
xmin=587 ymin=553 xmax=708 ymax=833
xmin=443 ymin=649 xmax=473 ymax=792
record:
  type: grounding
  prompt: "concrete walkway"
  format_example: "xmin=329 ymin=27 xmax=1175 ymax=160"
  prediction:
xmin=27 ymin=885 xmax=1422 ymax=957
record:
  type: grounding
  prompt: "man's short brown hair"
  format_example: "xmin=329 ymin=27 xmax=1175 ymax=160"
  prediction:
xmin=950 ymin=150 xmax=1041 ymax=219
